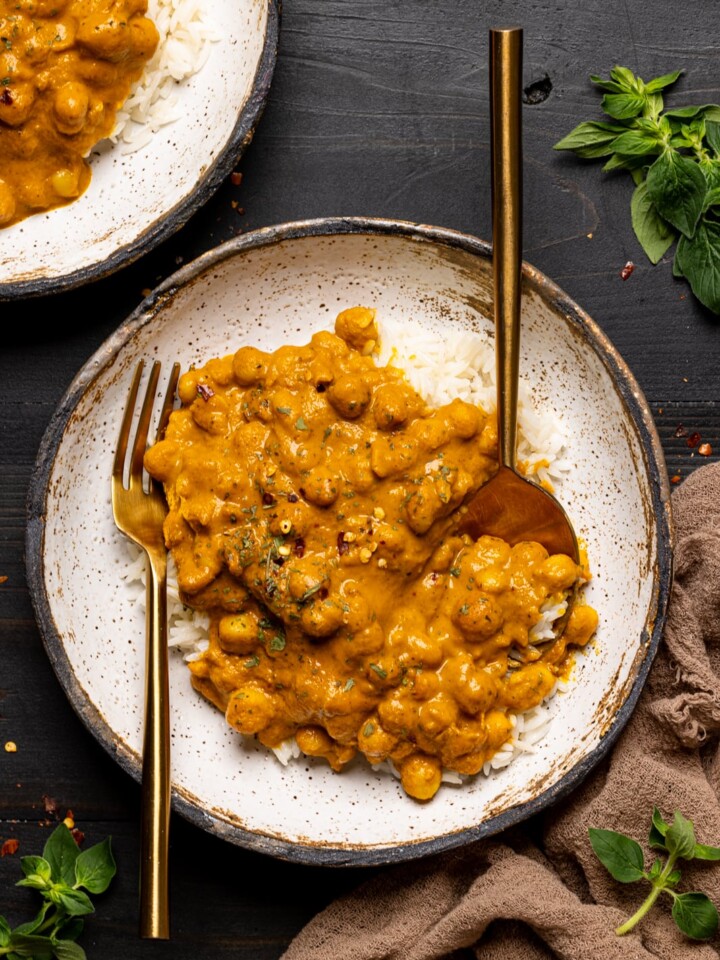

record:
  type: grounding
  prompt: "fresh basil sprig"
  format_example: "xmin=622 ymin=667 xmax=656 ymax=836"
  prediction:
xmin=589 ymin=807 xmax=720 ymax=940
xmin=554 ymin=66 xmax=720 ymax=314
xmin=0 ymin=823 xmax=116 ymax=960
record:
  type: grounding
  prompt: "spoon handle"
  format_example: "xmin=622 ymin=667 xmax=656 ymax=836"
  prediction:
xmin=490 ymin=26 xmax=523 ymax=471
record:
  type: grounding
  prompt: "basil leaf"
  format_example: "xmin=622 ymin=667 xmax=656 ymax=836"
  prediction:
xmin=673 ymin=247 xmax=686 ymax=278
xmin=649 ymin=805 xmax=669 ymax=849
xmin=43 ymin=824 xmax=80 ymax=886
xmin=19 ymin=856 xmax=52 ymax=883
xmin=702 ymin=186 xmax=720 ymax=212
xmin=612 ymin=130 xmax=663 ymax=156
xmin=603 ymin=152 xmax=648 ymax=173
xmin=52 ymin=887 xmax=95 ymax=917
xmin=646 ymin=150 xmax=706 ymax=237
xmin=676 ymin=218 xmax=720 ymax=312
xmin=51 ymin=939 xmax=87 ymax=960
xmin=631 ymin=181 xmax=676 ymax=262
xmin=5 ymin=933 xmax=55 ymax=959
xmin=610 ymin=65 xmax=638 ymax=90
xmin=706 ymin=121 xmax=720 ymax=158
xmin=672 ymin=892 xmax=719 ymax=940
xmin=631 ymin=181 xmax=676 ymax=263
xmin=693 ymin=842 xmax=720 ymax=861
xmin=590 ymin=75 xmax=625 ymax=93
xmin=54 ymin=918 xmax=84 ymax=943
xmin=553 ymin=121 xmax=624 ymax=156
xmin=588 ymin=828 xmax=645 ymax=882
xmin=0 ymin=916 xmax=11 ymax=946
xmin=647 ymin=858 xmax=663 ymax=881
xmin=665 ymin=810 xmax=697 ymax=860
xmin=644 ymin=70 xmax=683 ymax=93
xmin=73 ymin=837 xmax=115 ymax=894
xmin=601 ymin=92 xmax=646 ymax=120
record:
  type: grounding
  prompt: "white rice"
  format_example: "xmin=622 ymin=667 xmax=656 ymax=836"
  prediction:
xmin=107 ymin=0 xmax=221 ymax=153
xmin=121 ymin=320 xmax=573 ymax=782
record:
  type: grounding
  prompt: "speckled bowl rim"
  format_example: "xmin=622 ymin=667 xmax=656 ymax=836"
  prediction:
xmin=0 ymin=0 xmax=280 ymax=301
xmin=25 ymin=216 xmax=674 ymax=866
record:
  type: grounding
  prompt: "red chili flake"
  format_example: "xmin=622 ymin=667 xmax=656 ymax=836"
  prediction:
xmin=230 ymin=171 xmax=243 ymax=186
xmin=71 ymin=828 xmax=85 ymax=847
xmin=674 ymin=424 xmax=688 ymax=438
xmin=687 ymin=432 xmax=701 ymax=448
xmin=1 ymin=839 xmax=19 ymax=857
xmin=42 ymin=794 xmax=61 ymax=819
xmin=671 ymin=474 xmax=681 ymax=484
xmin=236 ymin=207 xmax=245 ymax=215
xmin=698 ymin=443 xmax=713 ymax=457
xmin=620 ymin=261 xmax=635 ymax=280
xmin=1 ymin=88 xmax=13 ymax=106
xmin=294 ymin=538 xmax=305 ymax=558
xmin=0 ymin=575 xmax=7 ymax=585
xmin=337 ymin=532 xmax=349 ymax=556
xmin=196 ymin=383 xmax=214 ymax=401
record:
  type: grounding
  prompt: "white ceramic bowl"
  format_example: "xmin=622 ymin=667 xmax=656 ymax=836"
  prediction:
xmin=0 ymin=0 xmax=279 ymax=299
xmin=25 ymin=218 xmax=673 ymax=866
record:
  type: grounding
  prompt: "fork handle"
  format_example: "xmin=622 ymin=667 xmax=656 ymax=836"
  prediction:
xmin=139 ymin=550 xmax=171 ymax=939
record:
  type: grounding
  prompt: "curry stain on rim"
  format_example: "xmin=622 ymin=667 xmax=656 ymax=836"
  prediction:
xmin=25 ymin=216 xmax=674 ymax=867
xmin=0 ymin=0 xmax=280 ymax=301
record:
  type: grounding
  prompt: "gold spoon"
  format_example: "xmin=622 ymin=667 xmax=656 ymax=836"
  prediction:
xmin=457 ymin=26 xmax=580 ymax=567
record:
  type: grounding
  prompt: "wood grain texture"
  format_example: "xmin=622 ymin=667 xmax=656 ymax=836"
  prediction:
xmin=2 ymin=0 xmax=720 ymax=956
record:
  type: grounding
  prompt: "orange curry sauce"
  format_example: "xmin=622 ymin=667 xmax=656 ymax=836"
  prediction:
xmin=0 ymin=0 xmax=158 ymax=226
xmin=144 ymin=308 xmax=598 ymax=800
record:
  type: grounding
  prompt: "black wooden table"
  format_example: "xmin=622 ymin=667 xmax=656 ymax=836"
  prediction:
xmin=2 ymin=2 xmax=720 ymax=957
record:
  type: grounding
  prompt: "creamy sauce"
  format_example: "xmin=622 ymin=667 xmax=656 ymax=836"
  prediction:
xmin=144 ymin=308 xmax=598 ymax=800
xmin=0 ymin=0 xmax=158 ymax=226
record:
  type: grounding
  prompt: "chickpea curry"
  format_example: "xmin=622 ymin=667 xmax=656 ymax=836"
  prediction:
xmin=144 ymin=307 xmax=598 ymax=801
xmin=0 ymin=0 xmax=158 ymax=227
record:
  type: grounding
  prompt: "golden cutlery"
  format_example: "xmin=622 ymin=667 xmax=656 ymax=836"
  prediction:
xmin=112 ymin=359 xmax=180 ymax=939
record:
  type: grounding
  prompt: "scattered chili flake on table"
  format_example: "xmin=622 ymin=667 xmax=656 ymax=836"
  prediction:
xmin=4 ymin=741 xmax=16 ymax=753
xmin=687 ymin=432 xmax=702 ymax=448
xmin=0 ymin=575 xmax=7 ymax=585
xmin=1 ymin=839 xmax=19 ymax=857
xmin=671 ymin=474 xmax=682 ymax=484
xmin=71 ymin=827 xmax=85 ymax=846
xmin=230 ymin=171 xmax=243 ymax=186
xmin=620 ymin=261 xmax=635 ymax=280
xmin=674 ymin=423 xmax=688 ymax=438
xmin=698 ymin=443 xmax=713 ymax=457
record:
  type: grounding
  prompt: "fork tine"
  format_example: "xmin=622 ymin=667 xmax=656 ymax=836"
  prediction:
xmin=130 ymin=361 xmax=162 ymax=481
xmin=113 ymin=361 xmax=145 ymax=484
xmin=155 ymin=363 xmax=181 ymax=444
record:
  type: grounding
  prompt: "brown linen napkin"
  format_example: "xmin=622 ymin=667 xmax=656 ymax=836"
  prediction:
xmin=281 ymin=461 xmax=720 ymax=960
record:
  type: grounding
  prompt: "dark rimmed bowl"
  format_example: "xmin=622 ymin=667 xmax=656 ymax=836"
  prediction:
xmin=0 ymin=0 xmax=279 ymax=300
xmin=25 ymin=217 xmax=673 ymax=865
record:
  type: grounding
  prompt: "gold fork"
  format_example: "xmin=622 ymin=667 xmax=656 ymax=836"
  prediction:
xmin=112 ymin=359 xmax=180 ymax=940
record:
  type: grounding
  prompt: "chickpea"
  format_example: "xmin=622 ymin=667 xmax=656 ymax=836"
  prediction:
xmin=563 ymin=603 xmax=599 ymax=646
xmin=472 ymin=536 xmax=512 ymax=569
xmin=411 ymin=670 xmax=440 ymax=701
xmin=372 ymin=383 xmax=411 ymax=430
xmin=0 ymin=180 xmax=16 ymax=225
xmin=190 ymin=394 xmax=229 ymax=436
xmin=418 ymin=695 xmax=457 ymax=737
xmin=370 ymin=436 xmax=417 ymax=478
xmin=303 ymin=465 xmax=339 ymax=507
xmin=328 ymin=374 xmax=371 ymax=419
xmin=399 ymin=753 xmax=442 ymax=801
xmin=300 ymin=598 xmax=344 ymax=638
xmin=232 ymin=346 xmax=269 ymax=385
xmin=50 ymin=168 xmax=81 ymax=199
xmin=453 ymin=595 xmax=504 ymax=639
xmin=447 ymin=399 xmax=482 ymax=439
xmin=539 ymin=554 xmax=580 ymax=592
xmin=477 ymin=567 xmax=510 ymax=594
xmin=484 ymin=709 xmax=514 ymax=750
xmin=53 ymin=82 xmax=89 ymax=135
xmin=205 ymin=356 xmax=236 ymax=386
xmin=349 ymin=622 xmax=385 ymax=656
xmin=218 ymin=613 xmax=260 ymax=655
xmin=334 ymin=305 xmax=378 ymax=350
xmin=501 ymin=662 xmax=556 ymax=710
xmin=225 ymin=684 xmax=276 ymax=735
xmin=445 ymin=659 xmax=498 ymax=716
xmin=287 ymin=560 xmax=328 ymax=601
xmin=404 ymin=632 xmax=444 ymax=668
